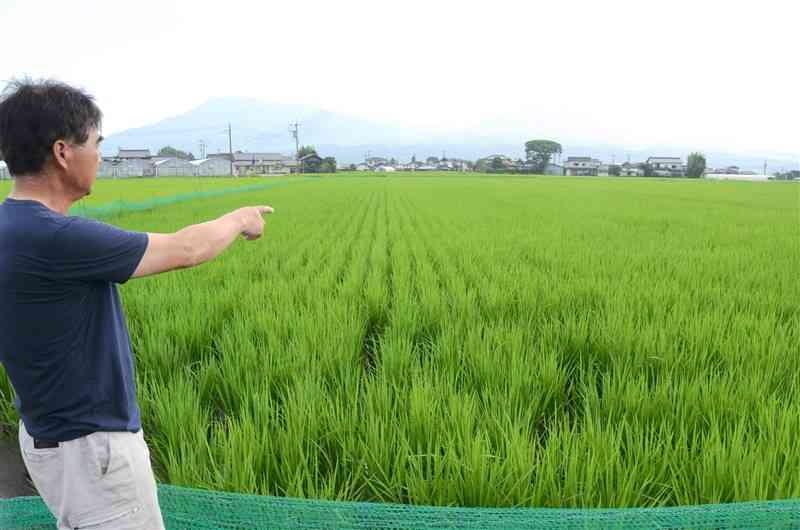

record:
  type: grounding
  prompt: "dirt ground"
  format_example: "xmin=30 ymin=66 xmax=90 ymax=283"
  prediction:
xmin=0 ymin=436 xmax=35 ymax=498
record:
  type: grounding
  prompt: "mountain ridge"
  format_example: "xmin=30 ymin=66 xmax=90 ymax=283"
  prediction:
xmin=102 ymin=98 xmax=797 ymax=172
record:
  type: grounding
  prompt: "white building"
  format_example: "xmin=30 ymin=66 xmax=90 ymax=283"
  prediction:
xmin=233 ymin=152 xmax=297 ymax=175
xmin=98 ymin=158 xmax=153 ymax=178
xmin=191 ymin=158 xmax=232 ymax=177
xmin=704 ymin=173 xmax=770 ymax=182
xmin=620 ymin=162 xmax=645 ymax=177
xmin=154 ymin=158 xmax=194 ymax=177
xmin=564 ymin=157 xmax=601 ymax=176
xmin=0 ymin=161 xmax=9 ymax=179
xmin=647 ymin=157 xmax=685 ymax=177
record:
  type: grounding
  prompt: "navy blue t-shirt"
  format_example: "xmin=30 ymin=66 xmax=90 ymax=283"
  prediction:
xmin=0 ymin=198 xmax=148 ymax=442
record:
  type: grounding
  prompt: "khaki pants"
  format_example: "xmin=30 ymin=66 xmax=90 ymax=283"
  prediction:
xmin=18 ymin=421 xmax=165 ymax=529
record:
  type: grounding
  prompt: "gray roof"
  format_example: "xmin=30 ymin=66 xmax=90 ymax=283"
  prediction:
xmin=154 ymin=158 xmax=194 ymax=166
xmin=647 ymin=157 xmax=682 ymax=163
xmin=233 ymin=152 xmax=291 ymax=162
xmin=565 ymin=156 xmax=593 ymax=162
xmin=191 ymin=158 xmax=229 ymax=166
xmin=117 ymin=149 xmax=151 ymax=159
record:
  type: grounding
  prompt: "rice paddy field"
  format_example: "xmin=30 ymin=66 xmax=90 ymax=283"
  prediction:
xmin=1 ymin=174 xmax=799 ymax=509
xmin=0 ymin=176 xmax=282 ymax=210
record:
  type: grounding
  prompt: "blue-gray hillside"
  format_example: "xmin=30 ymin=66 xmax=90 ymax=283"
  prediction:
xmin=102 ymin=97 xmax=417 ymax=158
xmin=102 ymin=97 xmax=796 ymax=171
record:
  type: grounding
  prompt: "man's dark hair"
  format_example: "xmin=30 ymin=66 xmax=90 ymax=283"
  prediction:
xmin=0 ymin=79 xmax=102 ymax=177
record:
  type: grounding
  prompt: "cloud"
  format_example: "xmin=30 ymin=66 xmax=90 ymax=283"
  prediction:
xmin=1 ymin=0 xmax=798 ymax=155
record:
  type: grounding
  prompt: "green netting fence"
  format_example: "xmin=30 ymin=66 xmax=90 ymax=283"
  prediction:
xmin=2 ymin=485 xmax=800 ymax=529
xmin=70 ymin=178 xmax=316 ymax=219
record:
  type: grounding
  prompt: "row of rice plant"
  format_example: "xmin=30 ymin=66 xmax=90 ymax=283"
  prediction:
xmin=1 ymin=175 xmax=798 ymax=508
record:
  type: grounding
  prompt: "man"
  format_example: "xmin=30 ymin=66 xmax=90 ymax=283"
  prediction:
xmin=0 ymin=79 xmax=273 ymax=529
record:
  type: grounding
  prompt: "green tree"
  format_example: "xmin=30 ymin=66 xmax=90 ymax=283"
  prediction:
xmin=297 ymin=145 xmax=317 ymax=159
xmin=320 ymin=157 xmax=337 ymax=173
xmin=686 ymin=152 xmax=706 ymax=178
xmin=158 ymin=146 xmax=195 ymax=160
xmin=639 ymin=162 xmax=655 ymax=177
xmin=426 ymin=156 xmax=439 ymax=165
xmin=609 ymin=164 xmax=621 ymax=177
xmin=524 ymin=140 xmax=562 ymax=173
xmin=411 ymin=154 xmax=417 ymax=164
xmin=490 ymin=156 xmax=505 ymax=171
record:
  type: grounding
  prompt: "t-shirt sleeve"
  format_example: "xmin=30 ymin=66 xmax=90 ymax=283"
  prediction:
xmin=47 ymin=216 xmax=149 ymax=284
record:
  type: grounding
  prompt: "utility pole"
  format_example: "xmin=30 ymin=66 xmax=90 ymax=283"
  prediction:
xmin=763 ymin=160 xmax=767 ymax=176
xmin=289 ymin=122 xmax=301 ymax=158
xmin=227 ymin=123 xmax=234 ymax=177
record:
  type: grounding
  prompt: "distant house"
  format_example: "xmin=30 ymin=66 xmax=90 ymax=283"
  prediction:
xmin=564 ymin=157 xmax=601 ymax=176
xmin=355 ymin=163 xmax=370 ymax=171
xmin=0 ymin=161 xmax=9 ymax=179
xmin=435 ymin=159 xmax=472 ymax=171
xmin=365 ymin=157 xmax=389 ymax=169
xmin=647 ymin=157 xmax=685 ymax=177
xmin=477 ymin=154 xmax=515 ymax=171
xmin=375 ymin=165 xmax=396 ymax=172
xmin=233 ymin=152 xmax=297 ymax=176
xmin=191 ymin=158 xmax=232 ymax=177
xmin=154 ymin=158 xmax=194 ymax=177
xmin=298 ymin=153 xmax=323 ymax=173
xmin=97 ymin=157 xmax=152 ymax=178
xmin=620 ymin=162 xmax=644 ymax=177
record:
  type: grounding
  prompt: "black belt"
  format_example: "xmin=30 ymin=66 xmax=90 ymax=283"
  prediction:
xmin=33 ymin=439 xmax=59 ymax=449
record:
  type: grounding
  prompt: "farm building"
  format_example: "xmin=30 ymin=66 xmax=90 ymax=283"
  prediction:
xmin=704 ymin=173 xmax=770 ymax=182
xmin=97 ymin=157 xmax=154 ymax=178
xmin=620 ymin=162 xmax=645 ymax=177
xmin=647 ymin=157 xmax=685 ymax=177
xmin=97 ymin=158 xmax=116 ymax=178
xmin=375 ymin=165 xmax=396 ymax=172
xmin=191 ymin=158 xmax=232 ymax=176
xmin=564 ymin=157 xmax=601 ymax=176
xmin=233 ymin=152 xmax=297 ymax=176
xmin=154 ymin=158 xmax=194 ymax=177
xmin=0 ymin=161 xmax=9 ymax=179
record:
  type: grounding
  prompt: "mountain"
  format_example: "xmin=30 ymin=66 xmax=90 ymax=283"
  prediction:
xmin=103 ymin=98 xmax=797 ymax=172
xmin=101 ymin=97 xmax=417 ymax=159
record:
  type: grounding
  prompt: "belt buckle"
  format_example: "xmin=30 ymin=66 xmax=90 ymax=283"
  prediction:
xmin=33 ymin=439 xmax=59 ymax=449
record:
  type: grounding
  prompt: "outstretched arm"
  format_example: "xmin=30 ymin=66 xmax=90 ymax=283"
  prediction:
xmin=131 ymin=206 xmax=273 ymax=279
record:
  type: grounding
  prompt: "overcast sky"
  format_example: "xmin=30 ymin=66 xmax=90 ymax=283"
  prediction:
xmin=1 ymin=0 xmax=797 ymax=156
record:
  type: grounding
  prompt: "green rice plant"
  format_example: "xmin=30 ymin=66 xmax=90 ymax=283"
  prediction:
xmin=1 ymin=175 xmax=798 ymax=510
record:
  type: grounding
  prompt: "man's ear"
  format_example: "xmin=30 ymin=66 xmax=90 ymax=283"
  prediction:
xmin=51 ymin=140 xmax=69 ymax=171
